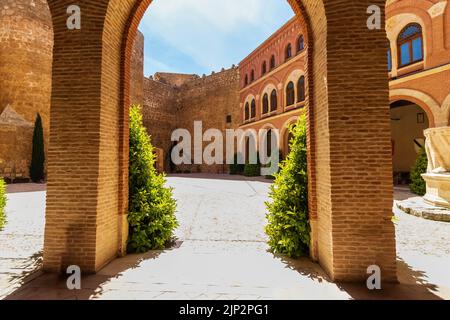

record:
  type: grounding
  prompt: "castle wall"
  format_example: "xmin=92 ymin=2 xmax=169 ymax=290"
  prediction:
xmin=0 ymin=0 xmax=53 ymax=180
xmin=142 ymin=77 xmax=178 ymax=171
xmin=0 ymin=3 xmax=144 ymax=180
xmin=142 ymin=68 xmax=240 ymax=173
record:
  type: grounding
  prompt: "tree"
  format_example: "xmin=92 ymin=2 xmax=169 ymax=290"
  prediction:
xmin=410 ymin=147 xmax=428 ymax=196
xmin=128 ymin=105 xmax=178 ymax=253
xmin=265 ymin=114 xmax=310 ymax=258
xmin=30 ymin=113 xmax=45 ymax=182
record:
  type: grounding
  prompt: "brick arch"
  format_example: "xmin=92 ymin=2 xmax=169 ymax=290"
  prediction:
xmin=280 ymin=115 xmax=300 ymax=155
xmin=390 ymin=88 xmax=443 ymax=127
xmin=44 ymin=0 xmax=397 ymax=283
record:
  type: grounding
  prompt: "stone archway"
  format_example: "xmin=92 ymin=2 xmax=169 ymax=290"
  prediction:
xmin=43 ymin=0 xmax=396 ymax=283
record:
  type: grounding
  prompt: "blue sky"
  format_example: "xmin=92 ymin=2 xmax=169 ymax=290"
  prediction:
xmin=138 ymin=0 xmax=294 ymax=77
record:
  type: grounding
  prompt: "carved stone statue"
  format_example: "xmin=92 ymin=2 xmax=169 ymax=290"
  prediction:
xmin=424 ymin=127 xmax=450 ymax=173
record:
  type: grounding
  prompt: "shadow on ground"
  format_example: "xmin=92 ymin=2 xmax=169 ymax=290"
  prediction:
xmin=4 ymin=252 xmax=446 ymax=300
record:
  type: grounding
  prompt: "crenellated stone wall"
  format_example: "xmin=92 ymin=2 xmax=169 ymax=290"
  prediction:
xmin=142 ymin=67 xmax=240 ymax=173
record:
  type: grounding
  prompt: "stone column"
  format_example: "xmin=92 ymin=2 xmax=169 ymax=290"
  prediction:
xmin=422 ymin=127 xmax=450 ymax=208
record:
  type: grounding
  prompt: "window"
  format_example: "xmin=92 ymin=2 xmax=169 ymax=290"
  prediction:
xmin=262 ymin=94 xmax=269 ymax=114
xmin=285 ymin=44 xmax=292 ymax=61
xmin=297 ymin=35 xmax=305 ymax=53
xmin=297 ymin=76 xmax=305 ymax=102
xmin=261 ymin=61 xmax=267 ymax=75
xmin=286 ymin=82 xmax=295 ymax=106
xmin=226 ymin=115 xmax=232 ymax=124
xmin=270 ymin=55 xmax=276 ymax=70
xmin=387 ymin=45 xmax=392 ymax=72
xmin=397 ymin=23 xmax=423 ymax=67
xmin=250 ymin=69 xmax=255 ymax=82
xmin=251 ymin=99 xmax=256 ymax=119
xmin=244 ymin=75 xmax=248 ymax=86
xmin=244 ymin=102 xmax=249 ymax=121
xmin=270 ymin=89 xmax=278 ymax=112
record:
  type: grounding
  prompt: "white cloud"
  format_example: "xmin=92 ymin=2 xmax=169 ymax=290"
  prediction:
xmin=139 ymin=0 xmax=294 ymax=74
xmin=144 ymin=55 xmax=174 ymax=73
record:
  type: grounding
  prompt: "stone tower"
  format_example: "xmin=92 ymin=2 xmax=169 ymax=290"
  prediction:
xmin=0 ymin=0 xmax=53 ymax=179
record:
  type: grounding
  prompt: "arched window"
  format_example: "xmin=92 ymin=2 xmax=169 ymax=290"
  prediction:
xmin=297 ymin=76 xmax=305 ymax=102
xmin=244 ymin=102 xmax=250 ymax=121
xmin=262 ymin=93 xmax=269 ymax=114
xmin=270 ymin=89 xmax=278 ymax=112
xmin=286 ymin=82 xmax=295 ymax=106
xmin=397 ymin=23 xmax=423 ymax=68
xmin=285 ymin=43 xmax=292 ymax=61
xmin=250 ymin=69 xmax=255 ymax=82
xmin=297 ymin=35 xmax=304 ymax=53
xmin=270 ymin=55 xmax=276 ymax=70
xmin=244 ymin=74 xmax=248 ymax=86
xmin=261 ymin=61 xmax=267 ymax=75
xmin=251 ymin=99 xmax=256 ymax=119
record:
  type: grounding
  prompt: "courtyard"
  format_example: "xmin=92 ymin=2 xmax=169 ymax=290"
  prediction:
xmin=0 ymin=174 xmax=449 ymax=300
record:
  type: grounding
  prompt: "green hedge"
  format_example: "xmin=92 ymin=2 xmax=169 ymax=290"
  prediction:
xmin=127 ymin=105 xmax=178 ymax=253
xmin=229 ymin=153 xmax=245 ymax=175
xmin=0 ymin=178 xmax=6 ymax=230
xmin=265 ymin=114 xmax=310 ymax=258
xmin=244 ymin=163 xmax=261 ymax=177
xmin=410 ymin=147 xmax=428 ymax=196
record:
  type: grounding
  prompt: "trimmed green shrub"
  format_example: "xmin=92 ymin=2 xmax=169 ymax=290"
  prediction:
xmin=0 ymin=178 xmax=6 ymax=230
xmin=265 ymin=114 xmax=310 ymax=258
xmin=410 ymin=147 xmax=428 ymax=196
xmin=30 ymin=113 xmax=45 ymax=182
xmin=128 ymin=105 xmax=178 ymax=253
xmin=243 ymin=152 xmax=262 ymax=177
xmin=229 ymin=153 xmax=245 ymax=175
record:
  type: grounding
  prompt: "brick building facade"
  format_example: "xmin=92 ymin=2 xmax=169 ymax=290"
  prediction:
xmin=239 ymin=17 xmax=307 ymax=158
xmin=386 ymin=0 xmax=450 ymax=182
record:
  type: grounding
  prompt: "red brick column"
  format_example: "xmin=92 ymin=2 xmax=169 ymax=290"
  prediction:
xmin=291 ymin=0 xmax=397 ymax=282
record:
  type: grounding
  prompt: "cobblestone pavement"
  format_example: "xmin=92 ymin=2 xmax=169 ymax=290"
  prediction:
xmin=1 ymin=177 xmax=450 ymax=300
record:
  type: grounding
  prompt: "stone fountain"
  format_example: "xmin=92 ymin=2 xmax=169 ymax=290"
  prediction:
xmin=422 ymin=126 xmax=450 ymax=208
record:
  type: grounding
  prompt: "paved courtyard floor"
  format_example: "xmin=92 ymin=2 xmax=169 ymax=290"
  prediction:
xmin=1 ymin=175 xmax=449 ymax=300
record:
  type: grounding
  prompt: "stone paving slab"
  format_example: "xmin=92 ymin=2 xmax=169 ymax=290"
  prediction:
xmin=1 ymin=179 xmax=450 ymax=300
